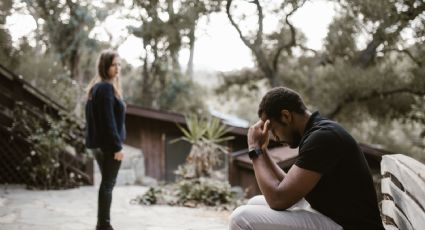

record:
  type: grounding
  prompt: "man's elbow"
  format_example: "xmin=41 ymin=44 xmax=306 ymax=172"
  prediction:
xmin=266 ymin=193 xmax=292 ymax=211
xmin=268 ymin=200 xmax=291 ymax=211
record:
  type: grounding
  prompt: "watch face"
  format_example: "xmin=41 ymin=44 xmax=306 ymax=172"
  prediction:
xmin=255 ymin=148 xmax=263 ymax=155
xmin=248 ymin=148 xmax=262 ymax=159
xmin=248 ymin=149 xmax=256 ymax=159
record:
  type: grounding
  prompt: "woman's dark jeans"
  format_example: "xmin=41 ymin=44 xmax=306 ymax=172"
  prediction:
xmin=94 ymin=149 xmax=121 ymax=227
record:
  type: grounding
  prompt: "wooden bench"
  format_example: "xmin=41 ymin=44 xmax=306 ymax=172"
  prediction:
xmin=381 ymin=154 xmax=425 ymax=230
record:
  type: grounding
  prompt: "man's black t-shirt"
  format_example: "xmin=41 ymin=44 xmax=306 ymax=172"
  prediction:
xmin=295 ymin=111 xmax=384 ymax=230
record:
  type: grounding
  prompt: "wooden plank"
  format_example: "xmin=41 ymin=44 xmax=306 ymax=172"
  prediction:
xmin=0 ymin=68 xmax=14 ymax=89
xmin=392 ymin=154 xmax=425 ymax=181
xmin=381 ymin=155 xmax=425 ymax=210
xmin=0 ymin=92 xmax=14 ymax=109
xmin=0 ymin=110 xmax=13 ymax=127
xmin=382 ymin=200 xmax=413 ymax=230
xmin=381 ymin=178 xmax=425 ymax=229
xmin=383 ymin=224 xmax=398 ymax=230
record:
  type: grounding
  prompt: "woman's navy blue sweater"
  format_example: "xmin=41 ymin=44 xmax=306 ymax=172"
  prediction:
xmin=85 ymin=82 xmax=126 ymax=153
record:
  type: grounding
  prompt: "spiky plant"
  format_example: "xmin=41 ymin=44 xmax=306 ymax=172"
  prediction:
xmin=173 ymin=115 xmax=234 ymax=178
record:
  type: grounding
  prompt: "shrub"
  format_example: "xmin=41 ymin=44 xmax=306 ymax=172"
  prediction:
xmin=11 ymin=103 xmax=88 ymax=189
xmin=132 ymin=177 xmax=244 ymax=210
xmin=175 ymin=177 xmax=235 ymax=207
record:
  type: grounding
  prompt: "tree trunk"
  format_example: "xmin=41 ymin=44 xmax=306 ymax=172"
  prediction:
xmin=70 ymin=49 xmax=82 ymax=117
xmin=141 ymin=53 xmax=154 ymax=107
xmin=186 ymin=24 xmax=195 ymax=79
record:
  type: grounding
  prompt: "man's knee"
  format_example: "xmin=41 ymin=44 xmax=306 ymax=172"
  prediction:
xmin=247 ymin=195 xmax=267 ymax=205
xmin=230 ymin=205 xmax=255 ymax=230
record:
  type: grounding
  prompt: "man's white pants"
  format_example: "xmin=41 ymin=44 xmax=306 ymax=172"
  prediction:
xmin=229 ymin=195 xmax=343 ymax=230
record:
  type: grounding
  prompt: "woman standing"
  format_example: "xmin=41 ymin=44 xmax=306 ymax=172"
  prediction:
xmin=85 ymin=50 xmax=126 ymax=230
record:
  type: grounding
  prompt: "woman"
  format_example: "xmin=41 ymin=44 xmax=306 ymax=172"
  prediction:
xmin=85 ymin=50 xmax=126 ymax=230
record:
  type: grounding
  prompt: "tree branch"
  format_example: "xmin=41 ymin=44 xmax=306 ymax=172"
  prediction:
xmin=226 ymin=0 xmax=254 ymax=49
xmin=272 ymin=0 xmax=307 ymax=70
xmin=327 ymin=88 xmax=425 ymax=119
xmin=357 ymin=2 xmax=425 ymax=67
xmin=253 ymin=0 xmax=263 ymax=47
xmin=382 ymin=48 xmax=422 ymax=67
xmin=297 ymin=44 xmax=318 ymax=55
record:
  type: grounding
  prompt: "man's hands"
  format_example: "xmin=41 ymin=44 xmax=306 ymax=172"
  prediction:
xmin=248 ymin=119 xmax=271 ymax=151
xmin=114 ymin=151 xmax=124 ymax=161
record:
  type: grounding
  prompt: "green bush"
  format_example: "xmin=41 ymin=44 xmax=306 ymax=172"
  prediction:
xmin=12 ymin=103 xmax=88 ymax=189
xmin=133 ymin=187 xmax=162 ymax=205
xmin=175 ymin=177 xmax=235 ymax=207
xmin=132 ymin=177 xmax=243 ymax=210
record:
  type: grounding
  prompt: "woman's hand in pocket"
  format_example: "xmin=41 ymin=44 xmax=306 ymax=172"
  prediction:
xmin=114 ymin=151 xmax=124 ymax=161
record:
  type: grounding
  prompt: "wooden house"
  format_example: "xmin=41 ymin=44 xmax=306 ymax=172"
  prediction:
xmin=124 ymin=104 xmax=248 ymax=181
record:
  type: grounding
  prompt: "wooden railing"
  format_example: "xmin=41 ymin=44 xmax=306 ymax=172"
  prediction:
xmin=0 ymin=64 xmax=93 ymax=187
xmin=381 ymin=154 xmax=425 ymax=230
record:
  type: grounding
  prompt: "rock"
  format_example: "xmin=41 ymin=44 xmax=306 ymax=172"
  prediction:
xmin=141 ymin=176 xmax=158 ymax=187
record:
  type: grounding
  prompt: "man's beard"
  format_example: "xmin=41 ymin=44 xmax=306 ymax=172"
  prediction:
xmin=288 ymin=129 xmax=302 ymax=148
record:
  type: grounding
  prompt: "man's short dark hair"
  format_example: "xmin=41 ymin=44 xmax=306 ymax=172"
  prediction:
xmin=258 ymin=87 xmax=307 ymax=120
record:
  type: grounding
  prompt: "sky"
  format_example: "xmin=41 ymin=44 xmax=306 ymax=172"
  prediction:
xmin=6 ymin=0 xmax=336 ymax=72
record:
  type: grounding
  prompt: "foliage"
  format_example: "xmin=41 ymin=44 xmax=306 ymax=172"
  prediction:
xmin=173 ymin=115 xmax=234 ymax=178
xmin=133 ymin=187 xmax=162 ymax=206
xmin=20 ymin=0 xmax=110 ymax=82
xmin=132 ymin=113 xmax=243 ymax=209
xmin=226 ymin=0 xmax=310 ymax=87
xmin=128 ymin=0 xmax=222 ymax=109
xmin=175 ymin=177 xmax=235 ymax=207
xmin=15 ymin=1 xmax=120 ymax=116
xmin=9 ymin=37 xmax=115 ymax=114
xmin=218 ymin=0 xmax=425 ymax=161
xmin=132 ymin=177 xmax=244 ymax=210
xmin=13 ymin=48 xmax=81 ymax=111
xmin=0 ymin=0 xmax=19 ymax=69
xmin=11 ymin=103 xmax=88 ymax=189
xmin=158 ymin=78 xmax=207 ymax=114
xmin=122 ymin=70 xmax=207 ymax=114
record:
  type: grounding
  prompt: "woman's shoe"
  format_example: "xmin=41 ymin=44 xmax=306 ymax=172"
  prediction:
xmin=96 ymin=224 xmax=114 ymax=230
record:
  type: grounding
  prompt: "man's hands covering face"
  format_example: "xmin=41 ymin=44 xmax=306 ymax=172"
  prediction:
xmin=248 ymin=119 xmax=271 ymax=151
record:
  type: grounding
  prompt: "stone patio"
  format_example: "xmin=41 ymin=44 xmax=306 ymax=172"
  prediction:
xmin=0 ymin=185 xmax=230 ymax=230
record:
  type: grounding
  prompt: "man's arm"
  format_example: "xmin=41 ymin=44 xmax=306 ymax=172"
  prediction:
xmin=248 ymin=120 xmax=286 ymax=181
xmin=252 ymin=153 xmax=321 ymax=210
xmin=248 ymin=119 xmax=321 ymax=210
xmin=263 ymin=149 xmax=286 ymax=181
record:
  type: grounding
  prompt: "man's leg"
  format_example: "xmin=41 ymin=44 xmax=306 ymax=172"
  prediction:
xmin=245 ymin=195 xmax=268 ymax=205
xmin=230 ymin=196 xmax=342 ymax=230
xmin=246 ymin=195 xmax=308 ymax=209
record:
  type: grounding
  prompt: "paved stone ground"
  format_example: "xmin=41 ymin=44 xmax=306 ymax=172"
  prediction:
xmin=0 ymin=185 xmax=231 ymax=230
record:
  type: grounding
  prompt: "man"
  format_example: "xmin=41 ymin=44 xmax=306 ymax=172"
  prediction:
xmin=230 ymin=87 xmax=384 ymax=230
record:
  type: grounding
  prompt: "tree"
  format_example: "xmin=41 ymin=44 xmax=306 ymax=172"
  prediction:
xmin=226 ymin=0 xmax=312 ymax=87
xmin=218 ymin=0 xmax=425 ymax=160
xmin=319 ymin=0 xmax=425 ymax=120
xmin=0 ymin=0 xmax=19 ymax=69
xmin=129 ymin=0 xmax=221 ymax=110
xmin=21 ymin=0 xmax=115 ymax=115
xmin=22 ymin=0 xmax=106 ymax=82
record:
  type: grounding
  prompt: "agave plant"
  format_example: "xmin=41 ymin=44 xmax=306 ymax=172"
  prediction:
xmin=173 ymin=114 xmax=234 ymax=178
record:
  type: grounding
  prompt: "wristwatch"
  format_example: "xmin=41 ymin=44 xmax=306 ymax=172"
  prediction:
xmin=248 ymin=148 xmax=263 ymax=160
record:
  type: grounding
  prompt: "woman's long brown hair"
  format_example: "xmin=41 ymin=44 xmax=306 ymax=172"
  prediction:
xmin=86 ymin=50 xmax=122 ymax=100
